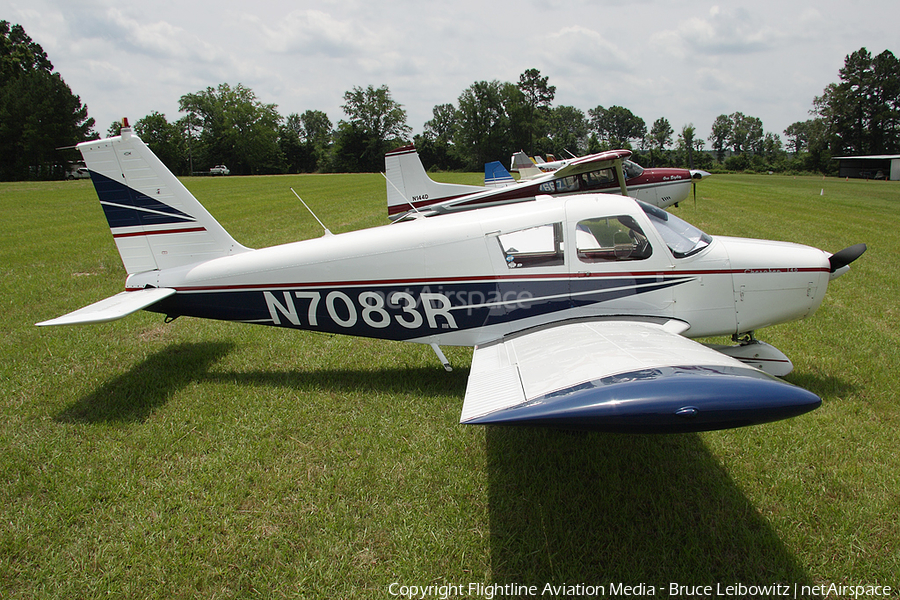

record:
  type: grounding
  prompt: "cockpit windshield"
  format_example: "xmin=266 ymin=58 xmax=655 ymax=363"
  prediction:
xmin=622 ymin=160 xmax=644 ymax=179
xmin=638 ymin=201 xmax=712 ymax=258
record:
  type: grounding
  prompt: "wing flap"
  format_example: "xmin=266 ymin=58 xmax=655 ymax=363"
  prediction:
xmin=460 ymin=342 xmax=525 ymax=422
xmin=461 ymin=320 xmax=820 ymax=433
xmin=36 ymin=288 xmax=176 ymax=326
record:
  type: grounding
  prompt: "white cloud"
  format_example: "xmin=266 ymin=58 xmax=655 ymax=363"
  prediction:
xmin=546 ymin=26 xmax=631 ymax=71
xmin=252 ymin=9 xmax=378 ymax=58
xmin=6 ymin=0 xmax=900 ymax=141
xmin=652 ymin=5 xmax=784 ymax=59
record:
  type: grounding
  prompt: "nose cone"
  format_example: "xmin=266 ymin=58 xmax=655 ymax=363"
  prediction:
xmin=690 ymin=169 xmax=711 ymax=180
xmin=722 ymin=237 xmax=831 ymax=270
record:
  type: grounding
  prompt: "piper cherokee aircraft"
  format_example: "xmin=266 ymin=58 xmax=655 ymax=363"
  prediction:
xmin=384 ymin=145 xmax=708 ymax=220
xmin=37 ymin=123 xmax=866 ymax=433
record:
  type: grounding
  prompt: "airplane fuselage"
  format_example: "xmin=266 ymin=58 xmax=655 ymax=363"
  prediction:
xmin=622 ymin=167 xmax=694 ymax=207
xmin=129 ymin=194 xmax=832 ymax=347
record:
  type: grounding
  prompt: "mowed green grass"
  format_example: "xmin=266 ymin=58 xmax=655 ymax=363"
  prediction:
xmin=1 ymin=172 xmax=898 ymax=598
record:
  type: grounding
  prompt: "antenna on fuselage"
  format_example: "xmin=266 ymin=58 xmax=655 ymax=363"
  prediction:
xmin=290 ymin=188 xmax=332 ymax=236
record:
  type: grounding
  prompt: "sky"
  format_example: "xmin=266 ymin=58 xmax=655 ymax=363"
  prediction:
xmin=5 ymin=0 xmax=899 ymax=149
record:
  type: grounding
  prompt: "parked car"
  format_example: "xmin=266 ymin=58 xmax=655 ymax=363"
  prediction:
xmin=66 ymin=167 xmax=91 ymax=180
xmin=210 ymin=165 xmax=230 ymax=176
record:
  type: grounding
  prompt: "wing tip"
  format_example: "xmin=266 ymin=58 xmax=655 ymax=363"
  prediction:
xmin=463 ymin=366 xmax=821 ymax=433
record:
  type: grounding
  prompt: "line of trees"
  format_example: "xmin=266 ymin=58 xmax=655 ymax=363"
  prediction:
xmin=0 ymin=21 xmax=94 ymax=180
xmin=2 ymin=18 xmax=897 ymax=180
xmin=787 ymin=48 xmax=900 ymax=172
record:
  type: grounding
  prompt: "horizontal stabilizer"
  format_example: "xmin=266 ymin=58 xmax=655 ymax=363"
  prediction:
xmin=36 ymin=288 xmax=176 ymax=326
xmin=461 ymin=320 xmax=820 ymax=433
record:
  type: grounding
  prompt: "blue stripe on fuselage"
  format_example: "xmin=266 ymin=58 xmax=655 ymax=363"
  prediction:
xmin=147 ymin=276 xmax=692 ymax=341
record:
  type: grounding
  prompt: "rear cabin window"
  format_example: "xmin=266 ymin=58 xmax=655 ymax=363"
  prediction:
xmin=497 ymin=223 xmax=565 ymax=269
xmin=575 ymin=216 xmax=652 ymax=262
xmin=581 ymin=168 xmax=616 ymax=189
xmin=537 ymin=169 xmax=617 ymax=194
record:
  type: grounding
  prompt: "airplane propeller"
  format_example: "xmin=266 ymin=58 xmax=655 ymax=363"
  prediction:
xmin=690 ymin=170 xmax=710 ymax=207
xmin=828 ymin=243 xmax=867 ymax=273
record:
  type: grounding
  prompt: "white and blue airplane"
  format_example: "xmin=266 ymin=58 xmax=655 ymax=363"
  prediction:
xmin=38 ymin=123 xmax=865 ymax=433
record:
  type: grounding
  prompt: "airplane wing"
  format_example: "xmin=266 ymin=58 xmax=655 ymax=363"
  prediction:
xmin=36 ymin=288 xmax=176 ymax=326
xmin=460 ymin=319 xmax=821 ymax=433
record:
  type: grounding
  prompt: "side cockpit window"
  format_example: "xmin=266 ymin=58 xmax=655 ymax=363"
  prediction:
xmin=497 ymin=223 xmax=565 ymax=269
xmin=576 ymin=216 xmax=652 ymax=262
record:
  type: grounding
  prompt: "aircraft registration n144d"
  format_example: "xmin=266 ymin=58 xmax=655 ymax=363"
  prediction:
xmin=38 ymin=124 xmax=866 ymax=433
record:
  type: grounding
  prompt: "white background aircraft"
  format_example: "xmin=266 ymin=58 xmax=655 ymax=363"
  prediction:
xmin=510 ymin=151 xmax=575 ymax=178
xmin=38 ymin=126 xmax=865 ymax=432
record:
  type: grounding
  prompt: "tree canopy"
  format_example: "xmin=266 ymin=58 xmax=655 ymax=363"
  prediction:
xmin=334 ymin=85 xmax=411 ymax=172
xmin=813 ymin=48 xmax=900 ymax=156
xmin=0 ymin=21 xmax=95 ymax=180
xmin=588 ymin=105 xmax=646 ymax=150
xmin=3 ymin=36 xmax=896 ymax=181
xmin=179 ymin=83 xmax=282 ymax=175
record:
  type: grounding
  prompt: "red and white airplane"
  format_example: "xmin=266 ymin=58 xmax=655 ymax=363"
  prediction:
xmin=385 ymin=146 xmax=709 ymax=220
xmin=38 ymin=124 xmax=865 ymax=433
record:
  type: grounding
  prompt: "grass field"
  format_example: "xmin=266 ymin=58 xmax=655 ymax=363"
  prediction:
xmin=1 ymin=172 xmax=898 ymax=598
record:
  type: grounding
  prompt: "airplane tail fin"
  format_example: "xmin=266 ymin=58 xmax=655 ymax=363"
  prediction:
xmin=384 ymin=145 xmax=485 ymax=219
xmin=78 ymin=123 xmax=249 ymax=275
xmin=484 ymin=161 xmax=516 ymax=188
xmin=510 ymin=151 xmax=532 ymax=171
xmin=510 ymin=151 xmax=543 ymax=180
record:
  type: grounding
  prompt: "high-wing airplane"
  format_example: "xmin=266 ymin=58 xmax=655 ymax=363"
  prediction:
xmin=384 ymin=145 xmax=708 ymax=220
xmin=512 ymin=149 xmax=711 ymax=188
xmin=38 ymin=124 xmax=866 ymax=433
xmin=506 ymin=151 xmax=712 ymax=205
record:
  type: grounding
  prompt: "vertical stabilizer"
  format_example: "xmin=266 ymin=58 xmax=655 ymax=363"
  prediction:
xmin=384 ymin=145 xmax=485 ymax=218
xmin=484 ymin=161 xmax=516 ymax=188
xmin=79 ymin=126 xmax=249 ymax=274
xmin=510 ymin=151 xmax=544 ymax=180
